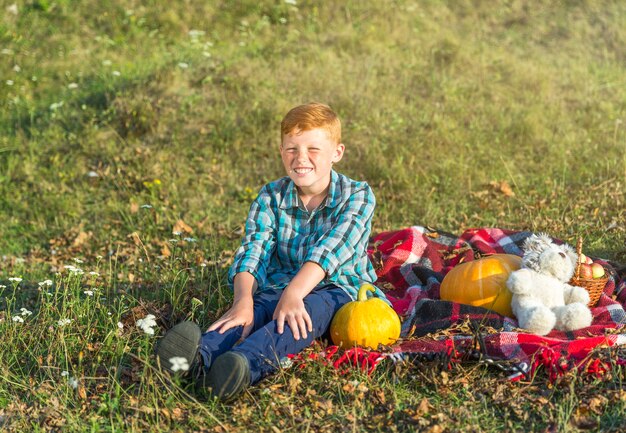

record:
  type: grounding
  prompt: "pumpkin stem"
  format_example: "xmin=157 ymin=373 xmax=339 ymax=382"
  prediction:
xmin=357 ymin=284 xmax=376 ymax=301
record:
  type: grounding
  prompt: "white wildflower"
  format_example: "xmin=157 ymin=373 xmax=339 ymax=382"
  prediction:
xmin=49 ymin=101 xmax=64 ymax=111
xmin=73 ymin=258 xmax=84 ymax=264
xmin=38 ymin=279 xmax=53 ymax=287
xmin=102 ymin=59 xmax=112 ymax=66
xmin=0 ymin=284 xmax=6 ymax=289
xmin=112 ymin=70 xmax=121 ymax=76
xmin=177 ymin=62 xmax=189 ymax=69
xmin=61 ymin=370 xmax=69 ymax=377
xmin=83 ymin=290 xmax=94 ymax=296
xmin=8 ymin=277 xmax=22 ymax=283
xmin=6 ymin=80 xmax=13 ymax=86
xmin=64 ymin=265 xmax=84 ymax=275
xmin=20 ymin=308 xmax=32 ymax=317
xmin=188 ymin=29 xmax=205 ymax=38
xmin=183 ymin=237 xmax=197 ymax=242
xmin=1 ymin=48 xmax=14 ymax=55
xmin=169 ymin=356 xmax=189 ymax=372
xmin=284 ymin=0 xmax=297 ymax=5
xmin=68 ymin=82 xmax=78 ymax=89
xmin=89 ymin=272 xmax=99 ymax=277
xmin=278 ymin=17 xmax=287 ymax=24
xmin=200 ymin=263 xmax=207 ymax=268
xmin=172 ymin=231 xmax=182 ymax=236
xmin=57 ymin=318 xmax=72 ymax=327
xmin=68 ymin=377 xmax=79 ymax=389
xmin=117 ymin=322 xmax=124 ymax=330
xmin=13 ymin=64 xmax=21 ymax=72
xmin=6 ymin=4 xmax=18 ymax=15
xmin=12 ymin=316 xmax=24 ymax=323
xmin=136 ymin=314 xmax=157 ymax=335
xmin=87 ymin=171 xmax=99 ymax=178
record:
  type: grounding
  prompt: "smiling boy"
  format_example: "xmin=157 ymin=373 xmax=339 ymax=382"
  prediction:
xmin=156 ymin=102 xmax=386 ymax=400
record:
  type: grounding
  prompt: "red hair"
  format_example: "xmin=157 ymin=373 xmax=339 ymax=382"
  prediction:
xmin=281 ymin=103 xmax=341 ymax=145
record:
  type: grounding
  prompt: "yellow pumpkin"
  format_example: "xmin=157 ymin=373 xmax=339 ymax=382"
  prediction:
xmin=330 ymin=284 xmax=401 ymax=349
xmin=440 ymin=254 xmax=521 ymax=317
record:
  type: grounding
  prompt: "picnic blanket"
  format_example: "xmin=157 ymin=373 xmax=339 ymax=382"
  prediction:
xmin=304 ymin=227 xmax=626 ymax=381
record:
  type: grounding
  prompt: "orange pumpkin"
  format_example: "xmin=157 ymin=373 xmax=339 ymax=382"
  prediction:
xmin=439 ymin=254 xmax=522 ymax=317
xmin=330 ymin=284 xmax=401 ymax=349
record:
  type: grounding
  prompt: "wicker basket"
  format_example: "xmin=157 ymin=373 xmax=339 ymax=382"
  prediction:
xmin=569 ymin=237 xmax=608 ymax=307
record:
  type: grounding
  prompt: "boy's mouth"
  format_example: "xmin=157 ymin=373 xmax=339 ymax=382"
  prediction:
xmin=293 ymin=168 xmax=313 ymax=174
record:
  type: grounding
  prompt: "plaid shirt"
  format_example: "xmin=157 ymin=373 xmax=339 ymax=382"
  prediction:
xmin=228 ymin=170 xmax=385 ymax=301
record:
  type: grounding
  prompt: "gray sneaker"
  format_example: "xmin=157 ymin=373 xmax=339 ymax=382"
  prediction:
xmin=198 ymin=351 xmax=251 ymax=401
xmin=155 ymin=321 xmax=202 ymax=376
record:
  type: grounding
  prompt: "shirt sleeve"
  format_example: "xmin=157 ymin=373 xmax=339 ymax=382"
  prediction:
xmin=303 ymin=184 xmax=375 ymax=277
xmin=228 ymin=185 xmax=277 ymax=288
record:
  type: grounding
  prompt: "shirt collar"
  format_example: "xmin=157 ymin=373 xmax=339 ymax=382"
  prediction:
xmin=279 ymin=170 xmax=341 ymax=210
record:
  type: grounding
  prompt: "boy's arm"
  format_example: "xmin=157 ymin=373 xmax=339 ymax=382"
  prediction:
xmin=212 ymin=186 xmax=276 ymax=337
xmin=227 ymin=185 xmax=277 ymax=291
xmin=207 ymin=271 xmax=257 ymax=337
xmin=272 ymin=261 xmax=325 ymax=340
xmin=303 ymin=184 xmax=375 ymax=280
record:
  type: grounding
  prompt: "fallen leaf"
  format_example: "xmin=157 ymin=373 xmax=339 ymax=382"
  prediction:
xmin=72 ymin=231 xmax=91 ymax=247
xmin=173 ymin=219 xmax=193 ymax=234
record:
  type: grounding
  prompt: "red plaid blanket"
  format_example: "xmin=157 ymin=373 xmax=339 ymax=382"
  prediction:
xmin=324 ymin=227 xmax=626 ymax=380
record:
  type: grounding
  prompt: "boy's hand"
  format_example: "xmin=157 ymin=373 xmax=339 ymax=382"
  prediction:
xmin=207 ymin=298 xmax=254 ymax=338
xmin=273 ymin=293 xmax=313 ymax=340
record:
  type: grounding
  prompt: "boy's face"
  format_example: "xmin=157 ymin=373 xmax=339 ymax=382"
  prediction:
xmin=280 ymin=128 xmax=345 ymax=197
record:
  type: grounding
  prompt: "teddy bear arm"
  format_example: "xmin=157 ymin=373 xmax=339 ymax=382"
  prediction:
xmin=506 ymin=269 xmax=534 ymax=295
xmin=563 ymin=284 xmax=590 ymax=305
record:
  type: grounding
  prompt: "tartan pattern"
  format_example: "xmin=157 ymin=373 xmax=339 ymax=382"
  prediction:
xmin=359 ymin=226 xmax=626 ymax=379
xmin=228 ymin=170 xmax=379 ymax=300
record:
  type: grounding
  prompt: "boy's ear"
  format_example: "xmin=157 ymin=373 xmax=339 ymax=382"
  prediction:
xmin=333 ymin=143 xmax=345 ymax=163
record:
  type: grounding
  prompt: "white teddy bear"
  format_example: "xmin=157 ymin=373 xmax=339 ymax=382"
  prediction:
xmin=506 ymin=233 xmax=593 ymax=336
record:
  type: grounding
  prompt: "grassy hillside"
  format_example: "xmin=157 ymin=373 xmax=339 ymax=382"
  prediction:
xmin=1 ymin=0 xmax=625 ymax=431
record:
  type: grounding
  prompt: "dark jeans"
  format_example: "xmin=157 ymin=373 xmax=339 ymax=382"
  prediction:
xmin=198 ymin=284 xmax=351 ymax=384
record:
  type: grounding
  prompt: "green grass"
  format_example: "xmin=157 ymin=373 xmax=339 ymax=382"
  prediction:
xmin=1 ymin=0 xmax=626 ymax=431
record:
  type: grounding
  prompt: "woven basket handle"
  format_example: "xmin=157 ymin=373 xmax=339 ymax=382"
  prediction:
xmin=574 ymin=237 xmax=583 ymax=279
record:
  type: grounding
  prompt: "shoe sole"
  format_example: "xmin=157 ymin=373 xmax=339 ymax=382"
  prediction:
xmin=200 ymin=352 xmax=250 ymax=401
xmin=155 ymin=321 xmax=201 ymax=375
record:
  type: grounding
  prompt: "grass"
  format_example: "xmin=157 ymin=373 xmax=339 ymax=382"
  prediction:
xmin=1 ymin=0 xmax=626 ymax=431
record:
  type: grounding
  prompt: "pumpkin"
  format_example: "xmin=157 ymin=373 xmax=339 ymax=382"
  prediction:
xmin=330 ymin=284 xmax=401 ymax=349
xmin=439 ymin=254 xmax=521 ymax=317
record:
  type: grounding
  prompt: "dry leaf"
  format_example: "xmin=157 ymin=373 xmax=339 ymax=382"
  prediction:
xmin=173 ymin=219 xmax=193 ymax=234
xmin=130 ymin=202 xmax=139 ymax=213
xmin=72 ymin=231 xmax=90 ymax=247
xmin=416 ymin=397 xmax=431 ymax=416
xmin=490 ymin=180 xmax=515 ymax=197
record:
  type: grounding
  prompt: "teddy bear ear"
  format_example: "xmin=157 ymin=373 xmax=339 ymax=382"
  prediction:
xmin=536 ymin=233 xmax=554 ymax=245
xmin=522 ymin=234 xmax=547 ymax=253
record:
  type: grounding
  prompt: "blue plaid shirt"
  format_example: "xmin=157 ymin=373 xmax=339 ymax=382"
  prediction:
xmin=228 ymin=170 xmax=385 ymax=301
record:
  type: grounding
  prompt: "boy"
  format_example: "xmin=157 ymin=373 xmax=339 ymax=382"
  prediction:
xmin=156 ymin=102 xmax=386 ymax=400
